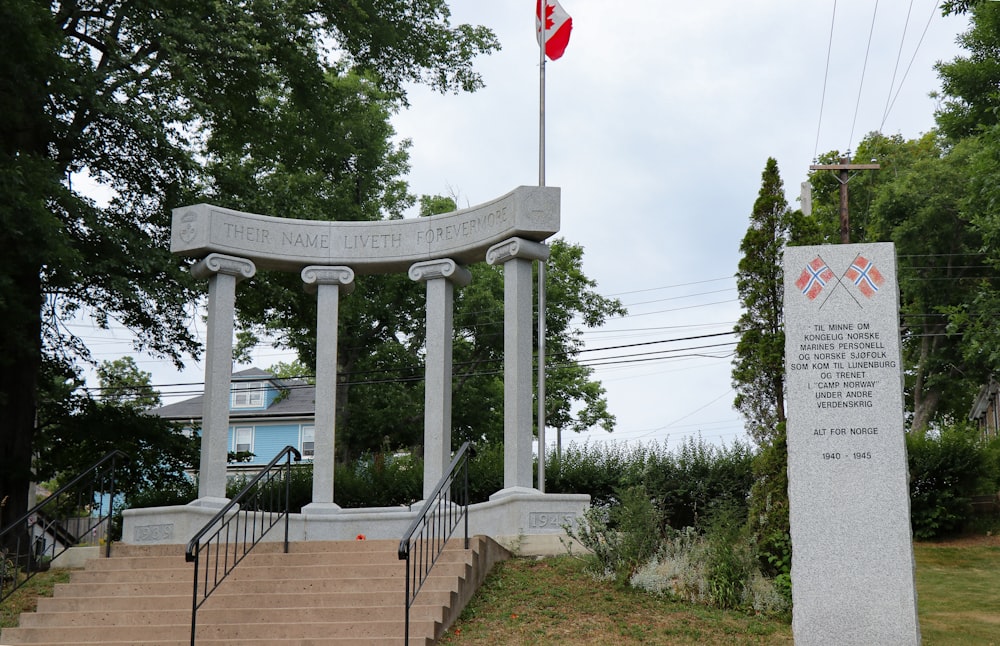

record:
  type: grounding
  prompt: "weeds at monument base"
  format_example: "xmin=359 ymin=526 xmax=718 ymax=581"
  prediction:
xmin=562 ymin=487 xmax=789 ymax=617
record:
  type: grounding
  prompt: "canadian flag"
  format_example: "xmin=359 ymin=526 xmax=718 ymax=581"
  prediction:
xmin=536 ymin=0 xmax=573 ymax=61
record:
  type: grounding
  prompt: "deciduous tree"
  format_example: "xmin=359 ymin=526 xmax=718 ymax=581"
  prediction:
xmin=0 ymin=0 xmax=497 ymax=541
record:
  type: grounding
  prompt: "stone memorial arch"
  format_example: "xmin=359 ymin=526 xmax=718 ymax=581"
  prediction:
xmin=122 ymin=186 xmax=587 ymax=548
xmin=170 ymin=186 xmax=567 ymax=516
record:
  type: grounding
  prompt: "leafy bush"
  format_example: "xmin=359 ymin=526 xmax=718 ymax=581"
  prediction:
xmin=128 ymin=479 xmax=198 ymax=508
xmin=564 ymin=484 xmax=663 ymax=585
xmin=628 ymin=519 xmax=788 ymax=616
xmin=333 ymin=451 xmax=422 ymax=508
xmin=642 ymin=437 xmax=755 ymax=530
xmin=702 ymin=502 xmax=754 ymax=610
xmin=547 ymin=442 xmax=649 ymax=509
xmin=548 ymin=438 xmax=755 ymax=533
xmin=468 ymin=442 xmax=504 ymax=503
xmin=745 ymin=428 xmax=791 ymax=606
xmin=907 ymin=424 xmax=993 ymax=539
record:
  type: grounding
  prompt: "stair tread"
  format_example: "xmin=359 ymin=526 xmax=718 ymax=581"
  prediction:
xmin=0 ymin=536 xmax=505 ymax=646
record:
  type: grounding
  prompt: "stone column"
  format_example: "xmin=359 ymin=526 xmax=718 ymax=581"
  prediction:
xmin=409 ymin=259 xmax=472 ymax=499
xmin=190 ymin=253 xmax=256 ymax=503
xmin=300 ymin=266 xmax=355 ymax=512
xmin=486 ymin=238 xmax=549 ymax=496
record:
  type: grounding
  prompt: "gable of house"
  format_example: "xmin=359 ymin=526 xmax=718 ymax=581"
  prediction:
xmin=150 ymin=368 xmax=316 ymax=467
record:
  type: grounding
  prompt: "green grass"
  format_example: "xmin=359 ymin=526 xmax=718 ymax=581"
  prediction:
xmin=439 ymin=540 xmax=1000 ymax=645
xmin=914 ymin=541 xmax=1000 ymax=646
xmin=437 ymin=555 xmax=792 ymax=645
xmin=1 ymin=569 xmax=72 ymax=629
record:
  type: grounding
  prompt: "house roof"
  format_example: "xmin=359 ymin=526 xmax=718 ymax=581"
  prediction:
xmin=149 ymin=368 xmax=316 ymax=421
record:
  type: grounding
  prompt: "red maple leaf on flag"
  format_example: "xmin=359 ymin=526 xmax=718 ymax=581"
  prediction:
xmin=542 ymin=1 xmax=555 ymax=30
xmin=536 ymin=0 xmax=572 ymax=61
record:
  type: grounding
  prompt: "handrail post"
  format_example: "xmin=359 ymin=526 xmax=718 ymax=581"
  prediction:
xmin=463 ymin=454 xmax=469 ymax=550
xmin=283 ymin=452 xmax=291 ymax=553
xmin=186 ymin=446 xmax=301 ymax=646
xmin=403 ymin=555 xmax=411 ymax=646
xmin=398 ymin=442 xmax=472 ymax=646
xmin=106 ymin=453 xmax=119 ymax=558
xmin=190 ymin=553 xmax=199 ymax=646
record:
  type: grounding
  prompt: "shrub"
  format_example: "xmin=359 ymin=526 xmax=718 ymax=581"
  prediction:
xmin=907 ymin=424 xmax=991 ymax=539
xmin=333 ymin=451 xmax=422 ymax=508
xmin=628 ymin=521 xmax=788 ymax=616
xmin=702 ymin=502 xmax=754 ymax=610
xmin=564 ymin=484 xmax=663 ymax=585
xmin=745 ymin=428 xmax=791 ymax=606
xmin=547 ymin=442 xmax=649 ymax=508
xmin=638 ymin=437 xmax=754 ymax=531
xmin=468 ymin=442 xmax=504 ymax=503
xmin=128 ymin=478 xmax=197 ymax=508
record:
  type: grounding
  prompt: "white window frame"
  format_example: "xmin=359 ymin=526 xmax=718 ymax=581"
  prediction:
xmin=300 ymin=425 xmax=315 ymax=459
xmin=232 ymin=381 xmax=265 ymax=409
xmin=234 ymin=426 xmax=254 ymax=454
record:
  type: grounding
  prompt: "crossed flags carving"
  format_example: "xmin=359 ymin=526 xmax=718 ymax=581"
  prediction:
xmin=795 ymin=254 xmax=884 ymax=303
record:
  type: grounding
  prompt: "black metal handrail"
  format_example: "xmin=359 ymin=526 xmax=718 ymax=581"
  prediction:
xmin=0 ymin=450 xmax=130 ymax=602
xmin=185 ymin=446 xmax=301 ymax=646
xmin=398 ymin=441 xmax=471 ymax=646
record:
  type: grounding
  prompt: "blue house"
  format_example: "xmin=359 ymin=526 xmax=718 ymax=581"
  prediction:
xmin=150 ymin=368 xmax=316 ymax=469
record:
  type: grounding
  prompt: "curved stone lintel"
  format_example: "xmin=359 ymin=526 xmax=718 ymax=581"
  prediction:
xmin=171 ymin=185 xmax=559 ymax=274
xmin=301 ymin=265 xmax=356 ymax=295
xmin=408 ymin=258 xmax=472 ymax=287
xmin=190 ymin=253 xmax=256 ymax=281
xmin=485 ymin=238 xmax=550 ymax=266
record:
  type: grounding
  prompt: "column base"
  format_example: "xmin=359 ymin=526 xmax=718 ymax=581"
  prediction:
xmin=186 ymin=497 xmax=231 ymax=509
xmin=489 ymin=486 xmax=543 ymax=501
xmin=301 ymin=502 xmax=343 ymax=515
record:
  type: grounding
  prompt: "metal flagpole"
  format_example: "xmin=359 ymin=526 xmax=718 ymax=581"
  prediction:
xmin=537 ymin=2 xmax=547 ymax=493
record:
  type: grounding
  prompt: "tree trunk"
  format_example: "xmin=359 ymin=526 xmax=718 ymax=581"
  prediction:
xmin=0 ymin=267 xmax=42 ymax=549
xmin=910 ymin=329 xmax=941 ymax=433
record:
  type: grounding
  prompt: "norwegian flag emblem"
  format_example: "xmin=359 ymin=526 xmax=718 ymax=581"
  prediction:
xmin=844 ymin=256 xmax=884 ymax=298
xmin=795 ymin=257 xmax=835 ymax=300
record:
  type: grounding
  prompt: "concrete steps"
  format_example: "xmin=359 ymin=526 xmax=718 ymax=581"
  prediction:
xmin=0 ymin=536 xmax=509 ymax=645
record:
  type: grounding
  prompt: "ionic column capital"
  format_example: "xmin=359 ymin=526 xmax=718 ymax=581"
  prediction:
xmin=190 ymin=253 xmax=256 ymax=281
xmin=486 ymin=238 xmax=550 ymax=265
xmin=301 ymin=265 xmax=356 ymax=295
xmin=408 ymin=258 xmax=472 ymax=287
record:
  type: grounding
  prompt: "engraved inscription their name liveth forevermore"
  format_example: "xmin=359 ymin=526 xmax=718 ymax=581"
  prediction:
xmin=171 ymin=185 xmax=559 ymax=273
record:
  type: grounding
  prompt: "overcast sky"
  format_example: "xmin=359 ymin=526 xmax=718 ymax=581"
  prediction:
xmin=80 ymin=1 xmax=971 ymax=451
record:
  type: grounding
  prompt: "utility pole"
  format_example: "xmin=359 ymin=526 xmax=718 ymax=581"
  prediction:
xmin=808 ymin=157 xmax=880 ymax=243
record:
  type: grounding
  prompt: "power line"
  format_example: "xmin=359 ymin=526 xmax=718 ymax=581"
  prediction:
xmin=814 ymin=0 xmax=838 ymax=161
xmin=848 ymin=0 xmax=880 ymax=154
xmin=880 ymin=0 xmax=941 ymax=131
xmin=881 ymin=0 xmax=916 ymax=128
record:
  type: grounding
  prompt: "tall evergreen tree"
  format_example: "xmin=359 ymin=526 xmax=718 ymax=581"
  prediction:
xmin=733 ymin=158 xmax=795 ymax=590
xmin=732 ymin=158 xmax=790 ymax=445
